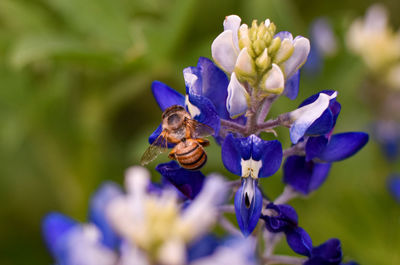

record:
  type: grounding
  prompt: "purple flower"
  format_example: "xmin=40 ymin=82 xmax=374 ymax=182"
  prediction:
xmin=284 ymin=91 xmax=369 ymax=194
xmin=261 ymin=203 xmax=313 ymax=256
xmin=222 ymin=134 xmax=282 ymax=236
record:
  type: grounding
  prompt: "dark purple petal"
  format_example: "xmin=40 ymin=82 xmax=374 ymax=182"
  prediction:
xmin=221 ymin=134 xmax=244 ymax=176
xmin=185 ymin=57 xmax=231 ymax=119
xmin=89 ymin=182 xmax=122 ymax=249
xmin=187 ymin=93 xmax=220 ymax=134
xmin=317 ymin=132 xmax=369 ymax=162
xmin=156 ymin=161 xmax=205 ymax=199
xmin=388 ymin=175 xmax=400 ymax=203
xmin=283 ymin=156 xmax=331 ymax=195
xmin=304 ymin=238 xmax=343 ymax=265
xmin=261 ymin=203 xmax=298 ymax=233
xmin=372 ymin=121 xmax=400 ymax=161
xmin=285 ymin=227 xmax=313 ymax=256
xmin=151 ymin=81 xmax=185 ymax=111
xmin=234 ymin=185 xmax=263 ymax=237
xmin=306 ymin=136 xmax=328 ymax=161
xmin=42 ymin=213 xmax=77 ymax=257
xmin=283 ymin=70 xmax=300 ymax=100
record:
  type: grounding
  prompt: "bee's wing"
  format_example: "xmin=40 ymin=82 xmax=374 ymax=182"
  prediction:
xmin=186 ymin=119 xmax=215 ymax=138
xmin=140 ymin=132 xmax=168 ymax=165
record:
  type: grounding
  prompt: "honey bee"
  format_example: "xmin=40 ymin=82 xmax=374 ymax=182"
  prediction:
xmin=140 ymin=105 xmax=214 ymax=170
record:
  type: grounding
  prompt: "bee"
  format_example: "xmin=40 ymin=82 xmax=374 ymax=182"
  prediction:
xmin=140 ymin=105 xmax=214 ymax=170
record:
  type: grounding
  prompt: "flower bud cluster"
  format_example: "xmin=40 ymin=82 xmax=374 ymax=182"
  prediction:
xmin=212 ymin=15 xmax=310 ymax=118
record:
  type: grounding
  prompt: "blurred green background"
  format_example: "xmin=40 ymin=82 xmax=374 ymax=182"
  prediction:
xmin=1 ymin=0 xmax=400 ymax=264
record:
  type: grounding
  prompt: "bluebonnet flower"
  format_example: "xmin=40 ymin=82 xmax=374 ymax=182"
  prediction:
xmin=283 ymin=91 xmax=369 ymax=194
xmin=222 ymin=134 xmax=282 ymax=236
xmin=106 ymin=166 xmax=228 ymax=265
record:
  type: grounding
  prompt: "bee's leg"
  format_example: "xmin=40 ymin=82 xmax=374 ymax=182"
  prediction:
xmin=168 ymin=149 xmax=177 ymax=160
xmin=197 ymin=138 xmax=210 ymax=147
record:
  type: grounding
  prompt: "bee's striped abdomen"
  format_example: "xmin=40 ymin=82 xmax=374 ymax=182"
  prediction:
xmin=175 ymin=139 xmax=207 ymax=170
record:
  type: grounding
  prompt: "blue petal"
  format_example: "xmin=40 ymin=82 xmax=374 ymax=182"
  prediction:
xmin=151 ymin=81 xmax=185 ymax=111
xmin=283 ymin=156 xmax=331 ymax=195
xmin=305 ymin=136 xmax=328 ymax=161
xmin=42 ymin=213 xmax=77 ymax=257
xmin=317 ymin=132 xmax=369 ymax=162
xmin=257 ymin=139 xmax=283 ymax=178
xmin=187 ymin=93 xmax=221 ymax=134
xmin=262 ymin=203 xmax=298 ymax=233
xmin=221 ymin=134 xmax=242 ymax=176
xmin=305 ymin=109 xmax=334 ymax=136
xmin=184 ymin=57 xmax=231 ymax=119
xmin=234 ymin=185 xmax=263 ymax=236
xmin=156 ymin=161 xmax=205 ymax=199
xmin=285 ymin=227 xmax=313 ymax=256
xmin=388 ymin=175 xmax=400 ymax=203
xmin=89 ymin=182 xmax=123 ymax=249
xmin=283 ymin=70 xmax=300 ymax=100
xmin=187 ymin=234 xmax=219 ymax=262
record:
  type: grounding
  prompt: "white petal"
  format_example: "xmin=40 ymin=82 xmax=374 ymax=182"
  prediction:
xmin=183 ymin=69 xmax=198 ymax=90
xmin=185 ymin=95 xmax=201 ymax=118
xmin=125 ymin=166 xmax=150 ymax=195
xmin=157 ymin=239 xmax=186 ymax=265
xmin=223 ymin=15 xmax=241 ymax=50
xmin=264 ymin=19 xmax=271 ymax=27
xmin=234 ymin=47 xmax=255 ymax=75
xmin=283 ymin=36 xmax=310 ymax=79
xmin=119 ymin=242 xmax=149 ymax=265
xmin=289 ymin=92 xmax=337 ymax=144
xmin=241 ymin=158 xmax=262 ymax=179
xmin=262 ymin=63 xmax=284 ymax=93
xmin=226 ymin=72 xmax=249 ymax=118
xmin=212 ymin=30 xmax=239 ymax=73
xmin=66 ymin=225 xmax=117 ymax=265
